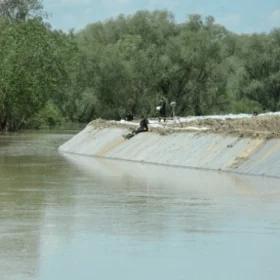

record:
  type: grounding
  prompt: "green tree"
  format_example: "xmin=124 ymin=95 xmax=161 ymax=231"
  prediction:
xmin=0 ymin=0 xmax=43 ymax=22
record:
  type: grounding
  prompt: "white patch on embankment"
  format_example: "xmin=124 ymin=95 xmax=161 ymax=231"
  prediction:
xmin=59 ymin=124 xmax=280 ymax=178
xmin=117 ymin=111 xmax=280 ymax=129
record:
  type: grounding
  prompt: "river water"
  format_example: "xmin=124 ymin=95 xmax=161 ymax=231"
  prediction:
xmin=0 ymin=131 xmax=280 ymax=280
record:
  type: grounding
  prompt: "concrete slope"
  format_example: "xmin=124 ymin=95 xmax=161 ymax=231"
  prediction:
xmin=59 ymin=125 xmax=280 ymax=178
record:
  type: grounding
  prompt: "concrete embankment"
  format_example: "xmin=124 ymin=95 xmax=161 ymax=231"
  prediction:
xmin=59 ymin=123 xmax=280 ymax=178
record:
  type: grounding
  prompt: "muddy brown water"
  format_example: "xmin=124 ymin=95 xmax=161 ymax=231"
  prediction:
xmin=0 ymin=131 xmax=280 ymax=280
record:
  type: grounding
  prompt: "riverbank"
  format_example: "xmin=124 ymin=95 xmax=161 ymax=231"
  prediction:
xmin=59 ymin=114 xmax=280 ymax=178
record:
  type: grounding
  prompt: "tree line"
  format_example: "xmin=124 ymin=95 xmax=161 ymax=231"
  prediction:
xmin=1 ymin=0 xmax=280 ymax=131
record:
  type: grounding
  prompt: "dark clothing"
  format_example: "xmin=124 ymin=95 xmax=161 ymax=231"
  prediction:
xmin=158 ymin=99 xmax=167 ymax=122
xmin=124 ymin=118 xmax=149 ymax=139
xmin=139 ymin=118 xmax=149 ymax=131
xmin=159 ymin=101 xmax=166 ymax=117
xmin=125 ymin=112 xmax=134 ymax=121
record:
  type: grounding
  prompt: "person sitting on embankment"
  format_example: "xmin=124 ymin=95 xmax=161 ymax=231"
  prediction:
xmin=123 ymin=116 xmax=149 ymax=139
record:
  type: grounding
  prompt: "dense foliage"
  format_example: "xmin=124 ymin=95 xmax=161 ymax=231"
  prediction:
xmin=1 ymin=0 xmax=280 ymax=131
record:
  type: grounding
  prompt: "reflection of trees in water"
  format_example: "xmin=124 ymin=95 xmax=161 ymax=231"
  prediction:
xmin=0 ymin=157 xmax=49 ymax=279
xmin=0 ymin=136 xmax=77 ymax=279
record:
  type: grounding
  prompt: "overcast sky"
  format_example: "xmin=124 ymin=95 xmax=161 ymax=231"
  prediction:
xmin=43 ymin=0 xmax=280 ymax=33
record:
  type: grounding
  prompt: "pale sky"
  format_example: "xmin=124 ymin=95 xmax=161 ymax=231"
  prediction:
xmin=43 ymin=0 xmax=280 ymax=33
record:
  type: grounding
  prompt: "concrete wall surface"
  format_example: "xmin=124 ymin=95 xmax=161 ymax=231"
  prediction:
xmin=59 ymin=125 xmax=280 ymax=178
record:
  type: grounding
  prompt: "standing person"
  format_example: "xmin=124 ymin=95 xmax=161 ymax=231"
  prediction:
xmin=170 ymin=101 xmax=176 ymax=120
xmin=158 ymin=97 xmax=167 ymax=122
xmin=125 ymin=111 xmax=134 ymax=121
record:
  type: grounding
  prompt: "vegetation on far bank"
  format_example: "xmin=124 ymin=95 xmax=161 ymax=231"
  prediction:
xmin=1 ymin=0 xmax=280 ymax=132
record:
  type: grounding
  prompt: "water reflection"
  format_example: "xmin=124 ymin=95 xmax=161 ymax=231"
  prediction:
xmin=62 ymin=154 xmax=280 ymax=234
xmin=0 ymin=132 xmax=280 ymax=280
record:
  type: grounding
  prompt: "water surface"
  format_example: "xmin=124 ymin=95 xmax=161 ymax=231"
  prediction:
xmin=0 ymin=131 xmax=280 ymax=280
